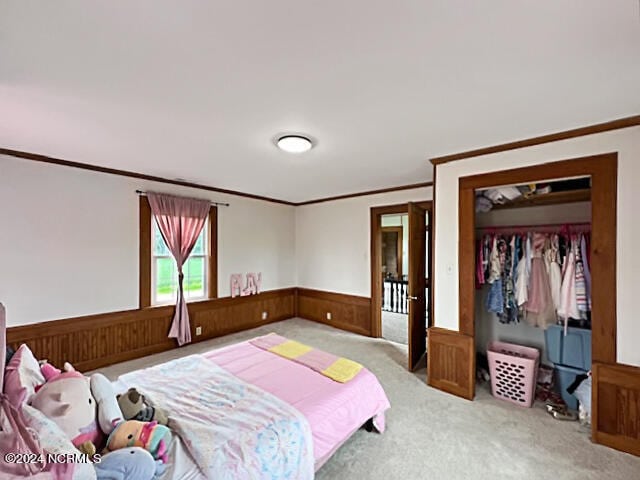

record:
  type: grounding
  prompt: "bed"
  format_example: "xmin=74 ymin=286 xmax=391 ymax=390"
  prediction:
xmin=112 ymin=337 xmax=390 ymax=479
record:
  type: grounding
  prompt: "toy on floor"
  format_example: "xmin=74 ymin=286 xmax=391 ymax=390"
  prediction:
xmin=31 ymin=361 xmax=101 ymax=453
xmin=105 ymin=420 xmax=172 ymax=463
xmin=90 ymin=373 xmax=124 ymax=435
xmin=117 ymin=387 xmax=168 ymax=425
xmin=95 ymin=447 xmax=165 ymax=480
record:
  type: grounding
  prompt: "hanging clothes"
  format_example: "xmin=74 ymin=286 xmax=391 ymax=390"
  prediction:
xmin=574 ymin=237 xmax=589 ymax=319
xmin=515 ymin=254 xmax=528 ymax=307
xmin=476 ymin=238 xmax=485 ymax=288
xmin=558 ymin=241 xmax=580 ymax=329
xmin=486 ymin=237 xmax=505 ymax=315
xmin=580 ymin=234 xmax=592 ymax=310
xmin=547 ymin=234 xmax=563 ymax=311
xmin=499 ymin=235 xmax=518 ymax=324
xmin=477 ymin=225 xmax=591 ymax=331
xmin=526 ymin=233 xmax=556 ymax=329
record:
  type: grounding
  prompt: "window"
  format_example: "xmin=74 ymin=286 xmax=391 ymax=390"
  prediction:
xmin=139 ymin=197 xmax=217 ymax=308
xmin=151 ymin=219 xmax=208 ymax=305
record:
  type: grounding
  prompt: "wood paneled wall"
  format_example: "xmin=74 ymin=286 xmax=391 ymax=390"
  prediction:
xmin=593 ymin=363 xmax=640 ymax=456
xmin=6 ymin=288 xmax=296 ymax=371
xmin=427 ymin=327 xmax=474 ymax=400
xmin=6 ymin=287 xmax=372 ymax=371
xmin=297 ymin=288 xmax=372 ymax=336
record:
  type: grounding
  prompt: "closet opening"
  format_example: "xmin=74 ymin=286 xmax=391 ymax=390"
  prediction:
xmin=475 ymin=177 xmax=593 ymax=422
xmin=446 ymin=152 xmax=619 ymax=451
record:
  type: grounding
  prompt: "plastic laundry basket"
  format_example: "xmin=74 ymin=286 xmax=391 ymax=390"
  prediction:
xmin=487 ymin=341 xmax=540 ymax=408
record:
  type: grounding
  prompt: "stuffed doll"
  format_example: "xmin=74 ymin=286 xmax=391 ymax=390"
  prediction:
xmin=117 ymin=388 xmax=168 ymax=425
xmin=90 ymin=373 xmax=124 ymax=435
xmin=30 ymin=361 xmax=101 ymax=453
xmin=95 ymin=447 xmax=165 ymax=480
xmin=105 ymin=420 xmax=172 ymax=464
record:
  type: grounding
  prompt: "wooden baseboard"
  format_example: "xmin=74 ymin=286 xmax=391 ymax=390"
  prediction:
xmin=593 ymin=362 xmax=640 ymax=456
xmin=427 ymin=327 xmax=475 ymax=400
xmin=296 ymin=288 xmax=372 ymax=336
xmin=6 ymin=288 xmax=296 ymax=371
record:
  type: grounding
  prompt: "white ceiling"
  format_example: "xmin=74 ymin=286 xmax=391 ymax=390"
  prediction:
xmin=1 ymin=1 xmax=638 ymax=202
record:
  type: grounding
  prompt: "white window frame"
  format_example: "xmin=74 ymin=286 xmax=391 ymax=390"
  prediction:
xmin=151 ymin=218 xmax=209 ymax=306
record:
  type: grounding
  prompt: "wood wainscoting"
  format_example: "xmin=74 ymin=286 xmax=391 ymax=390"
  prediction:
xmin=6 ymin=288 xmax=296 ymax=372
xmin=296 ymin=288 xmax=372 ymax=336
xmin=593 ymin=362 xmax=640 ymax=456
xmin=427 ymin=327 xmax=475 ymax=400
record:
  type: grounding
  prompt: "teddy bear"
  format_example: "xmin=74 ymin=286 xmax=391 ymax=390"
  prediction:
xmin=117 ymin=387 xmax=168 ymax=425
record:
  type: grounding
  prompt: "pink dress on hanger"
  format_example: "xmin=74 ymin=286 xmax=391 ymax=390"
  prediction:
xmin=526 ymin=233 xmax=556 ymax=329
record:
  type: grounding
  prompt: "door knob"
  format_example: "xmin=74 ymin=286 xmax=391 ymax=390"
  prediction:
xmin=408 ymin=296 xmax=418 ymax=301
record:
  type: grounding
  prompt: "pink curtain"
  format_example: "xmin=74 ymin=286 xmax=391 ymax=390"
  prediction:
xmin=147 ymin=192 xmax=210 ymax=346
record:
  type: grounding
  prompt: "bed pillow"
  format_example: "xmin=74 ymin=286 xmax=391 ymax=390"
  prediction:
xmin=22 ymin=404 xmax=97 ymax=480
xmin=4 ymin=344 xmax=45 ymax=407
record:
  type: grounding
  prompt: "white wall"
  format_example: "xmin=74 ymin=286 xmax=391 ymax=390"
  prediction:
xmin=296 ymin=187 xmax=432 ymax=297
xmin=474 ymin=201 xmax=591 ymax=365
xmin=0 ymin=155 xmax=296 ymax=326
xmin=381 ymin=214 xmax=408 ymax=276
xmin=433 ymin=126 xmax=640 ymax=367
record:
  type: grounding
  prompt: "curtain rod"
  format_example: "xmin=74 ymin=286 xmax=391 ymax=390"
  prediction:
xmin=476 ymin=221 xmax=591 ymax=233
xmin=135 ymin=190 xmax=230 ymax=207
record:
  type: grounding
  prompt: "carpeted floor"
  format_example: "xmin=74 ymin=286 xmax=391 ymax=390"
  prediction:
xmin=381 ymin=310 xmax=408 ymax=345
xmin=93 ymin=318 xmax=640 ymax=480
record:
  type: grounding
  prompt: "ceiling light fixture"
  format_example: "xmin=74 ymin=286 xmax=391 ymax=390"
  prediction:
xmin=276 ymin=134 xmax=313 ymax=153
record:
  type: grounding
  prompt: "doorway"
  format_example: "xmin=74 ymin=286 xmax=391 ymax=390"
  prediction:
xmin=371 ymin=201 xmax=432 ymax=371
xmin=381 ymin=219 xmax=407 ymax=345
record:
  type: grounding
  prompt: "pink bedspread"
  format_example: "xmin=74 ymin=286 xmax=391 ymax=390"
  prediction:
xmin=204 ymin=342 xmax=390 ymax=470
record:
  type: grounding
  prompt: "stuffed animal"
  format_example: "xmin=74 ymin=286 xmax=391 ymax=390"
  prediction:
xmin=106 ymin=420 xmax=172 ymax=464
xmin=117 ymin=388 xmax=168 ymax=425
xmin=90 ymin=373 xmax=124 ymax=435
xmin=30 ymin=362 xmax=101 ymax=452
xmin=95 ymin=447 xmax=165 ymax=480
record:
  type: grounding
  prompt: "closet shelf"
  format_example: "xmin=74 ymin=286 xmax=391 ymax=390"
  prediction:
xmin=491 ymin=189 xmax=591 ymax=210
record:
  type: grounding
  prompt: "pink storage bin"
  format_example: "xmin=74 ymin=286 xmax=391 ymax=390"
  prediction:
xmin=487 ymin=341 xmax=540 ymax=408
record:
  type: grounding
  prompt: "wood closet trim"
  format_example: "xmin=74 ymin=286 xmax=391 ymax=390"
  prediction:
xmin=427 ymin=327 xmax=475 ymax=399
xmin=430 ymin=115 xmax=639 ymax=165
xmin=139 ymin=198 xmax=218 ymax=308
xmin=592 ymin=362 xmax=640 ymax=456
xmin=457 ymin=152 xmax=618 ymax=364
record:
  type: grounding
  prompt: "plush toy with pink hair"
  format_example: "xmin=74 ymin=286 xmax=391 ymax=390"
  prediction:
xmin=30 ymin=361 xmax=102 ymax=454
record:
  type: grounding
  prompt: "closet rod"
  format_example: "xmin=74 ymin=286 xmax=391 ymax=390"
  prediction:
xmin=476 ymin=221 xmax=591 ymax=234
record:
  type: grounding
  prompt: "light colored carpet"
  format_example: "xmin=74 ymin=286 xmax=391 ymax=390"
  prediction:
xmin=382 ymin=310 xmax=408 ymax=345
xmin=92 ymin=318 xmax=640 ymax=480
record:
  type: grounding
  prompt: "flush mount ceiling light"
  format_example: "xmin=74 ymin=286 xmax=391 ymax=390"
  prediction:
xmin=276 ymin=134 xmax=313 ymax=153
